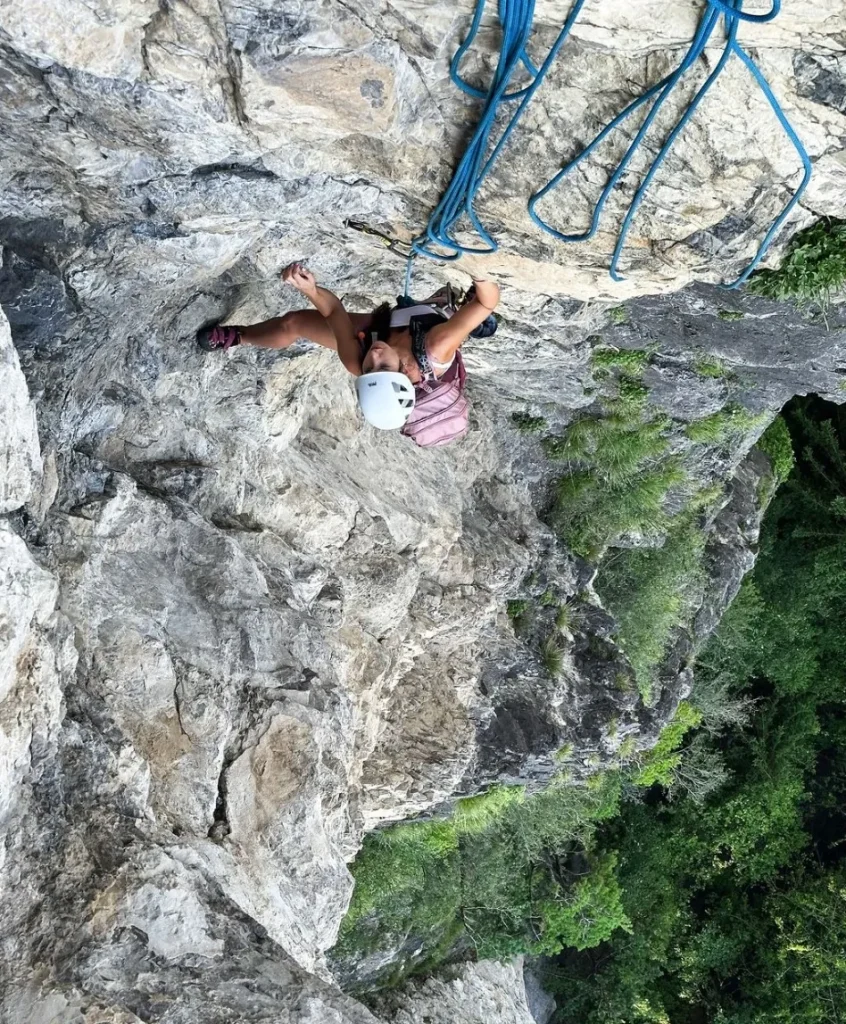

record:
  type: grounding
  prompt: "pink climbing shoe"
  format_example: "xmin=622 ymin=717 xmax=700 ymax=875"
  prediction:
xmin=197 ymin=324 xmax=241 ymax=351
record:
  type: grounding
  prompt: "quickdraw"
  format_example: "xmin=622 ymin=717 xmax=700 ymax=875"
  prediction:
xmin=345 ymin=219 xmax=415 ymax=260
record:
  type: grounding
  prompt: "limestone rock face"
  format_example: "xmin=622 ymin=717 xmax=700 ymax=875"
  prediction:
xmin=371 ymin=958 xmax=537 ymax=1024
xmin=0 ymin=307 xmax=41 ymax=512
xmin=1 ymin=1 xmax=846 ymax=1021
xmin=1 ymin=0 xmax=845 ymax=313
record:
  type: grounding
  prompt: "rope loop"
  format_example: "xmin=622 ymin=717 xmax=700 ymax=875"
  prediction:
xmin=409 ymin=0 xmax=588 ymax=270
xmin=409 ymin=0 xmax=810 ymax=291
xmin=706 ymin=0 xmax=781 ymax=22
xmin=527 ymin=0 xmax=811 ymax=288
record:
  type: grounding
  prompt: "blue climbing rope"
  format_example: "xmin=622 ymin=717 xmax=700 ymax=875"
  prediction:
xmin=404 ymin=0 xmax=587 ymax=289
xmin=408 ymin=0 xmax=810 ymax=291
xmin=527 ymin=0 xmax=812 ymax=288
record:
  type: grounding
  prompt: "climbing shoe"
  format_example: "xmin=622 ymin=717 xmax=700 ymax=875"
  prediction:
xmin=197 ymin=324 xmax=241 ymax=351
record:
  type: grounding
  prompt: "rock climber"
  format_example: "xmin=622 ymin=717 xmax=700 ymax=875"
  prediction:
xmin=197 ymin=264 xmax=500 ymax=438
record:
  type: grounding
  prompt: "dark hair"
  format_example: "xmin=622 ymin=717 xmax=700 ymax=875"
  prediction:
xmin=360 ymin=302 xmax=392 ymax=355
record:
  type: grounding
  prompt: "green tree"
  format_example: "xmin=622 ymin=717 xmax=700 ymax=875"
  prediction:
xmin=548 ymin=397 xmax=846 ymax=1024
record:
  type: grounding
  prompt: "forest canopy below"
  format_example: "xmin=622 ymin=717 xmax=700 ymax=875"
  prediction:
xmin=334 ymin=397 xmax=846 ymax=1024
xmin=546 ymin=396 xmax=846 ymax=1024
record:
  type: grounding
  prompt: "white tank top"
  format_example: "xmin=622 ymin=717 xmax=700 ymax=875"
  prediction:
xmin=388 ymin=304 xmax=441 ymax=328
xmin=388 ymin=304 xmax=455 ymax=374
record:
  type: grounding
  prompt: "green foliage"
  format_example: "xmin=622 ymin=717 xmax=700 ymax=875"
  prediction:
xmin=546 ymin=413 xmax=667 ymax=474
xmin=760 ymin=873 xmax=846 ymax=1024
xmin=546 ymin=396 xmax=846 ymax=1024
xmin=608 ymin=306 xmax=629 ymax=325
xmin=554 ymin=463 xmax=685 ymax=561
xmin=693 ymin=356 xmax=728 ymax=378
xmin=512 ymin=411 xmax=548 ymax=434
xmin=684 ymin=404 xmax=769 ymax=444
xmin=453 ymin=786 xmax=525 ymax=835
xmin=337 ymin=820 xmax=460 ymax=941
xmin=534 ymin=853 xmax=631 ymax=954
xmin=556 ymin=604 xmax=572 ymax=631
xmin=756 ymin=414 xmax=795 ymax=484
xmin=546 ymin=400 xmax=683 ymax=559
xmin=617 ymin=376 xmax=649 ymax=409
xmin=542 ymin=634 xmax=565 ymax=677
xmin=632 ymin=702 xmax=702 ymax=787
xmin=748 ymin=218 xmax=846 ymax=307
xmin=507 ymin=597 xmax=535 ymax=636
xmin=687 ymin=480 xmax=725 ymax=513
xmin=717 ymin=308 xmax=745 ymax=322
xmin=334 ymin=773 xmax=623 ymax=981
xmin=547 ymin=346 xmax=736 ymax=563
xmin=591 ymin=347 xmax=647 ymax=373
xmin=596 ymin=522 xmax=707 ymax=701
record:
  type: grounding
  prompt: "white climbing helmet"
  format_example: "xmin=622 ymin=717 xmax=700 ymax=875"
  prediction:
xmin=355 ymin=372 xmax=416 ymax=430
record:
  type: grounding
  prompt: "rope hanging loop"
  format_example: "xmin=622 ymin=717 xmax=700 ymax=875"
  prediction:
xmin=528 ymin=0 xmax=811 ymax=288
xmin=409 ymin=0 xmax=811 ymax=291
xmin=409 ymin=0 xmax=588 ymax=271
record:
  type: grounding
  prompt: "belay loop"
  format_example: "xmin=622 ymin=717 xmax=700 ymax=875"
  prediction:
xmin=409 ymin=0 xmax=810 ymax=290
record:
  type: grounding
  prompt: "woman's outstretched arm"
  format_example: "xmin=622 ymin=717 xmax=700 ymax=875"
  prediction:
xmin=283 ymin=264 xmax=363 ymax=375
xmin=425 ymin=276 xmax=500 ymax=367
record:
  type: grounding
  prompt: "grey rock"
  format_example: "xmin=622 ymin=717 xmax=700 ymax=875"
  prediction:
xmin=1 ymin=846 xmax=384 ymax=1024
xmin=522 ymin=962 xmax=558 ymax=1024
xmin=370 ymin=958 xmax=536 ymax=1024
xmin=0 ymin=305 xmax=41 ymax=511
xmin=694 ymin=448 xmax=771 ymax=642
xmin=621 ymin=284 xmax=846 ymax=407
xmin=1 ymin=0 xmax=846 ymax=1020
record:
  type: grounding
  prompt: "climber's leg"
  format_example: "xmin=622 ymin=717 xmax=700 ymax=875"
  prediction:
xmin=238 ymin=310 xmax=372 ymax=350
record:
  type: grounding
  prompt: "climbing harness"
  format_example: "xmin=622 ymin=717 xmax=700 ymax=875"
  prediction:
xmin=407 ymin=0 xmax=810 ymax=290
xmin=528 ymin=0 xmax=812 ymax=287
